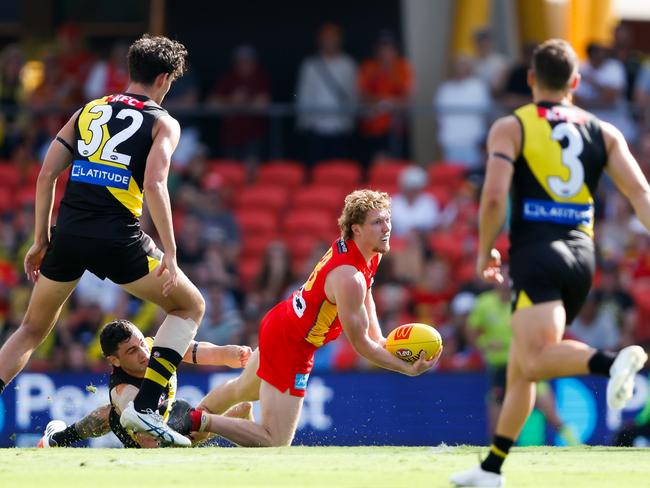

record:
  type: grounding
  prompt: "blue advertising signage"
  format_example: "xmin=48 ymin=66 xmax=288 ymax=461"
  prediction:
xmin=0 ymin=371 xmax=647 ymax=447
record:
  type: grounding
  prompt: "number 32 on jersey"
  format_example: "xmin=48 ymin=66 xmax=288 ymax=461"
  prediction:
xmin=77 ymin=103 xmax=143 ymax=166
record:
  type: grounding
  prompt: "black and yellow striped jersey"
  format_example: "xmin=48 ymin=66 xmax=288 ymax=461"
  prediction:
xmin=510 ymin=101 xmax=607 ymax=248
xmin=57 ymin=93 xmax=168 ymax=239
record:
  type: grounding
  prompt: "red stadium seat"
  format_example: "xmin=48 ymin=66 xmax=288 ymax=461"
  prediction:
xmin=292 ymin=185 xmax=347 ymax=213
xmin=428 ymin=162 xmax=467 ymax=189
xmin=257 ymin=160 xmax=305 ymax=188
xmin=312 ymin=160 xmax=362 ymax=187
xmin=368 ymin=160 xmax=410 ymax=194
xmin=236 ymin=184 xmax=289 ymax=212
xmin=27 ymin=164 xmax=42 ymax=185
xmin=0 ymin=164 xmax=20 ymax=187
xmin=238 ymin=256 xmax=262 ymax=291
xmin=241 ymin=233 xmax=279 ymax=259
xmin=283 ymin=208 xmax=334 ymax=238
xmin=235 ymin=208 xmax=278 ymax=237
xmin=0 ymin=187 xmax=13 ymax=213
xmin=205 ymin=159 xmax=247 ymax=188
xmin=426 ymin=185 xmax=453 ymax=208
xmin=630 ymin=278 xmax=650 ymax=341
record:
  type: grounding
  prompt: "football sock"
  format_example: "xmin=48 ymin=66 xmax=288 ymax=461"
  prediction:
xmin=588 ymin=350 xmax=616 ymax=376
xmin=133 ymin=315 xmax=198 ymax=412
xmin=134 ymin=346 xmax=183 ymax=412
xmin=51 ymin=424 xmax=83 ymax=447
xmin=481 ymin=435 xmax=513 ymax=474
xmin=0 ymin=378 xmax=5 ymax=395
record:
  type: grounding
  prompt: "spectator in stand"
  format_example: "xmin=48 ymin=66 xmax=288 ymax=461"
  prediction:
xmin=358 ymin=30 xmax=413 ymax=165
xmin=500 ymin=43 xmax=535 ymax=110
xmin=597 ymin=192 xmax=636 ymax=262
xmin=472 ymin=28 xmax=509 ymax=95
xmin=250 ymin=240 xmax=293 ymax=315
xmin=165 ymin=65 xmax=202 ymax=169
xmin=434 ymin=55 xmax=491 ymax=169
xmin=83 ymin=41 xmax=129 ymax=100
xmin=176 ymin=212 xmax=208 ymax=284
xmin=195 ymin=283 xmax=244 ymax=346
xmin=574 ymin=42 xmax=637 ymax=145
xmin=611 ymin=23 xmax=643 ymax=103
xmin=593 ymin=261 xmax=636 ymax=347
xmin=391 ymin=165 xmax=441 ymax=237
xmin=54 ymin=23 xmax=94 ymax=108
xmin=391 ymin=229 xmax=430 ymax=285
xmin=569 ymin=293 xmax=621 ymax=350
xmin=0 ymin=44 xmax=27 ymax=158
xmin=437 ymin=291 xmax=483 ymax=371
xmin=296 ymin=23 xmax=358 ymax=166
xmin=634 ymin=65 xmax=650 ymax=131
xmin=208 ymin=44 xmax=270 ymax=164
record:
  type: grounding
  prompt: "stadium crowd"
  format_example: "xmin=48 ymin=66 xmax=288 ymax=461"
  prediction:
xmin=0 ymin=22 xmax=649 ymax=376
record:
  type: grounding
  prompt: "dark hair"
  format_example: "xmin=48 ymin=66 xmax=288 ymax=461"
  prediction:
xmin=100 ymin=319 xmax=136 ymax=357
xmin=532 ymin=39 xmax=577 ymax=91
xmin=127 ymin=34 xmax=187 ymax=85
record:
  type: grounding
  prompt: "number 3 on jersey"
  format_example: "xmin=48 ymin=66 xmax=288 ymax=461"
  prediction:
xmin=77 ymin=104 xmax=143 ymax=166
xmin=547 ymin=122 xmax=585 ymax=198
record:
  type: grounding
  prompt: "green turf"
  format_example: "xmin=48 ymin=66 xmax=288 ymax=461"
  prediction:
xmin=0 ymin=446 xmax=649 ymax=487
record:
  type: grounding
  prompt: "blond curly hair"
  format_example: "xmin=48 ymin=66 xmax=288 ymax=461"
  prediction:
xmin=338 ymin=189 xmax=391 ymax=241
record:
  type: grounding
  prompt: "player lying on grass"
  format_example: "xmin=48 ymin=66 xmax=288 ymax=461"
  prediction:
xmin=185 ymin=189 xmax=441 ymax=447
xmin=38 ymin=319 xmax=252 ymax=448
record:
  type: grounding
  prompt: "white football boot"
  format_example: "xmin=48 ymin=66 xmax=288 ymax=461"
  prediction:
xmin=37 ymin=420 xmax=67 ymax=448
xmin=120 ymin=401 xmax=191 ymax=447
xmin=450 ymin=465 xmax=505 ymax=487
xmin=607 ymin=345 xmax=648 ymax=410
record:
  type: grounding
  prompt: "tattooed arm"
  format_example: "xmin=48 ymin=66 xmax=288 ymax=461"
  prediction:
xmin=72 ymin=404 xmax=112 ymax=439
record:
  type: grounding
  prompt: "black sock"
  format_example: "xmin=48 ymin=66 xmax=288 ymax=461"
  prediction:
xmin=481 ymin=435 xmax=514 ymax=474
xmin=0 ymin=378 xmax=5 ymax=395
xmin=133 ymin=346 xmax=182 ymax=412
xmin=588 ymin=350 xmax=616 ymax=376
xmin=51 ymin=424 xmax=83 ymax=447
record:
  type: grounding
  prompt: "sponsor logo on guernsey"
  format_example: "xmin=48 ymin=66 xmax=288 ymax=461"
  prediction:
xmin=523 ymin=199 xmax=592 ymax=226
xmin=336 ymin=239 xmax=348 ymax=253
xmin=71 ymin=160 xmax=132 ymax=190
xmin=106 ymin=94 xmax=145 ymax=109
xmin=294 ymin=373 xmax=310 ymax=391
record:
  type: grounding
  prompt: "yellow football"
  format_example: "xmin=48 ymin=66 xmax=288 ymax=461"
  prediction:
xmin=385 ymin=323 xmax=442 ymax=363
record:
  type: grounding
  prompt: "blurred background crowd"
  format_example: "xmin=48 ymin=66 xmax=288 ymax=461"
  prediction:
xmin=0 ymin=0 xmax=649 ymax=382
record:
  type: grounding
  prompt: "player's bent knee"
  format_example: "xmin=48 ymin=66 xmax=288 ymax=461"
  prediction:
xmin=520 ymin=360 xmax=543 ymax=382
xmin=17 ymin=320 xmax=52 ymax=346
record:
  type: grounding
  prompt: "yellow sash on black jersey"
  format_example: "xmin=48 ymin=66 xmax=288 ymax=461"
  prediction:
xmin=514 ymin=104 xmax=595 ymax=238
xmin=75 ymin=97 xmax=145 ymax=218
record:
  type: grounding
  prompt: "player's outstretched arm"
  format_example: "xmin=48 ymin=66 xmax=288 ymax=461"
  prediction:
xmin=182 ymin=341 xmax=252 ymax=368
xmin=25 ymin=110 xmax=80 ymax=282
xmin=71 ymin=404 xmax=112 ymax=439
xmin=364 ymin=288 xmax=386 ymax=346
xmin=477 ymin=115 xmax=518 ymax=284
xmin=602 ymin=121 xmax=650 ymax=232
xmin=143 ymin=114 xmax=181 ymax=296
xmin=332 ymin=266 xmax=435 ymax=376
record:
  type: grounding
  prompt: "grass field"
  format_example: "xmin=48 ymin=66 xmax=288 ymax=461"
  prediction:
xmin=0 ymin=446 xmax=649 ymax=487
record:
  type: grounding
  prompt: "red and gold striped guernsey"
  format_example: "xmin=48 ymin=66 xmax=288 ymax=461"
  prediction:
xmin=287 ymin=238 xmax=379 ymax=348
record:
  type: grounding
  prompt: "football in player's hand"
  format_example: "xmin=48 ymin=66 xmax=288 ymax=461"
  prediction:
xmin=385 ymin=323 xmax=442 ymax=362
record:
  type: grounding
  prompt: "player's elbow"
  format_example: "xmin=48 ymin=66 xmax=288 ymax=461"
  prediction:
xmin=143 ymin=179 xmax=167 ymax=194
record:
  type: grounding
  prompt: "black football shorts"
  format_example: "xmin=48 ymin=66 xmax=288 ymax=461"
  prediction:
xmin=40 ymin=228 xmax=163 ymax=284
xmin=509 ymin=236 xmax=595 ymax=324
